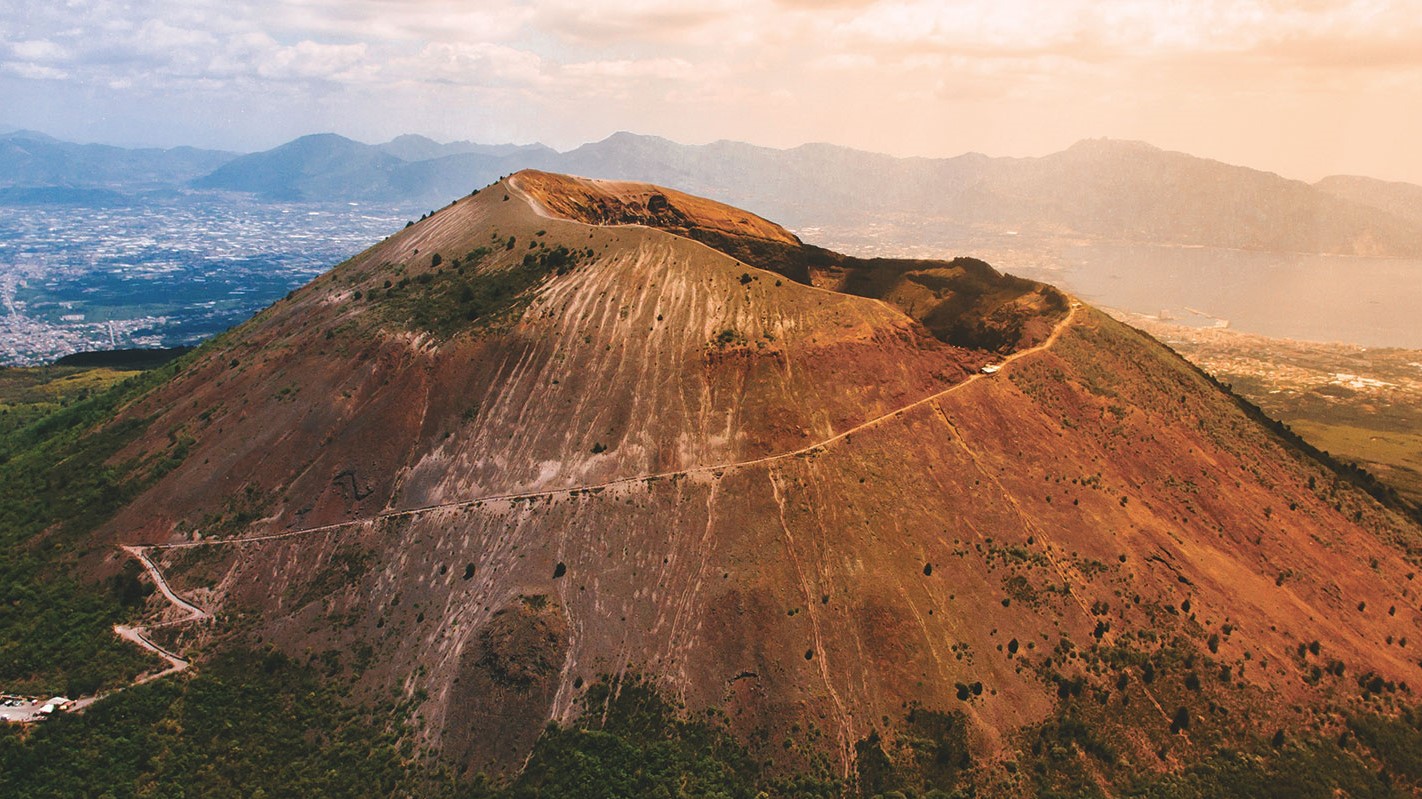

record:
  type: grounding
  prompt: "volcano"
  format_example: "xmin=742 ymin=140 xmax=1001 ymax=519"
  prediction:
xmin=63 ymin=171 xmax=1422 ymax=794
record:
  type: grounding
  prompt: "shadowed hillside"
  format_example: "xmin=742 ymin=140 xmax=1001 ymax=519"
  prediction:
xmin=1317 ymin=174 xmax=1422 ymax=229
xmin=512 ymin=170 xmax=1069 ymax=353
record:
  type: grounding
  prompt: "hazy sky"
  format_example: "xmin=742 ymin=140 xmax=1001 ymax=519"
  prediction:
xmin=2 ymin=0 xmax=1420 ymax=183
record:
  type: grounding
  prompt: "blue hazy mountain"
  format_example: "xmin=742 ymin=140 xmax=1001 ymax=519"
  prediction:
xmin=1316 ymin=173 xmax=1422 ymax=229
xmin=192 ymin=132 xmax=560 ymax=202
xmin=549 ymin=133 xmax=1422 ymax=256
xmin=191 ymin=133 xmax=410 ymax=201
xmin=0 ymin=129 xmax=236 ymax=190
xmin=6 ymin=127 xmax=1422 ymax=256
xmin=375 ymin=133 xmax=554 ymax=162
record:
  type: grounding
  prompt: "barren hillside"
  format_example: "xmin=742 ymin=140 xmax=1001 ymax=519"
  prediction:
xmin=54 ymin=171 xmax=1422 ymax=794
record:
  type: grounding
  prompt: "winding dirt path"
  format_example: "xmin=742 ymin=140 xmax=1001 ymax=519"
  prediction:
xmin=101 ymin=254 xmax=1078 ymax=703
xmin=137 ymin=303 xmax=1077 ymax=553
xmin=67 ymin=547 xmax=210 ymax=711
xmin=121 ymin=544 xmax=211 ymax=622
xmin=111 ymin=545 xmax=208 ymax=677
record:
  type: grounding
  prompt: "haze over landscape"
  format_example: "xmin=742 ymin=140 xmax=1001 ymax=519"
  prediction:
xmin=5 ymin=0 xmax=1422 ymax=184
xmin=5 ymin=2 xmax=1422 ymax=798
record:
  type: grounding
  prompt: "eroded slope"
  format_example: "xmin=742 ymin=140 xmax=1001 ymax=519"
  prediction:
xmin=75 ymin=172 xmax=1422 ymax=790
xmin=511 ymin=170 xmax=1069 ymax=354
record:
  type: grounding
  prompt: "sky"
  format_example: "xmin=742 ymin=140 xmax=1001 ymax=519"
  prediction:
xmin=2 ymin=0 xmax=1421 ymax=183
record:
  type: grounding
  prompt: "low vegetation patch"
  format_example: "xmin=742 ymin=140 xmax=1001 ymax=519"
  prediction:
xmin=0 ymin=357 xmax=195 ymax=694
xmin=493 ymin=678 xmax=833 ymax=799
xmin=0 ymin=649 xmax=411 ymax=799
xmin=380 ymin=244 xmax=585 ymax=338
xmin=5 ymin=637 xmax=1422 ymax=798
xmin=0 ymin=365 xmax=142 ymax=437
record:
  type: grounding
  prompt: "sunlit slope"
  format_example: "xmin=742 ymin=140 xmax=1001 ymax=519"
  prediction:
xmin=70 ymin=172 xmax=1422 ymax=780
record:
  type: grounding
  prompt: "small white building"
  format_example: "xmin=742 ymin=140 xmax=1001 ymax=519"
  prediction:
xmin=38 ymin=696 xmax=71 ymax=715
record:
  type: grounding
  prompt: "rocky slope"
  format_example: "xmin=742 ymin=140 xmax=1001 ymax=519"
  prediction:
xmin=81 ymin=172 xmax=1422 ymax=790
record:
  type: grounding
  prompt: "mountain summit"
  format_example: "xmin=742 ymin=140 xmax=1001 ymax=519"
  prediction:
xmin=55 ymin=171 xmax=1422 ymax=793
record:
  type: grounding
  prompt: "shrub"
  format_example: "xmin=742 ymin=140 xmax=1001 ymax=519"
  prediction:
xmin=1170 ymin=706 xmax=1190 ymax=734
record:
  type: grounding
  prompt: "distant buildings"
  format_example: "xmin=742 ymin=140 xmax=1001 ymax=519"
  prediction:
xmin=0 ymin=694 xmax=72 ymax=723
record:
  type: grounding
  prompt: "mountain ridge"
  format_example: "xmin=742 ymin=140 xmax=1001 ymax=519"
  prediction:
xmin=28 ymin=171 xmax=1413 ymax=793
xmin=197 ymin=131 xmax=1422 ymax=257
xmin=0 ymin=129 xmax=237 ymax=190
xmin=1317 ymin=173 xmax=1422 ymax=229
xmin=376 ymin=133 xmax=555 ymax=163
xmin=8 ymin=128 xmax=1422 ymax=259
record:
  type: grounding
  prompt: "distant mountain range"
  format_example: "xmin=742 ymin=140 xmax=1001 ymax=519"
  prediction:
xmin=0 ymin=129 xmax=235 ymax=190
xmin=1316 ymin=174 xmax=1422 ymax=229
xmin=374 ymin=133 xmax=555 ymax=163
xmin=5 ymin=128 xmax=1422 ymax=257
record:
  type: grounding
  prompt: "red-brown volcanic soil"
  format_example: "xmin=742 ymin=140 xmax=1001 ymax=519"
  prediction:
xmin=88 ymin=172 xmax=1422 ymax=782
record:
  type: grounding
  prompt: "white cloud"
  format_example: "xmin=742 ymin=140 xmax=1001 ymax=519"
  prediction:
xmin=1 ymin=0 xmax=1421 ymax=182
xmin=389 ymin=42 xmax=547 ymax=87
xmin=533 ymin=0 xmax=748 ymax=43
xmin=130 ymin=20 xmax=217 ymax=54
xmin=4 ymin=61 xmax=67 ymax=80
xmin=9 ymin=39 xmax=68 ymax=62
xmin=562 ymin=57 xmax=698 ymax=80
xmin=263 ymin=1 xmax=533 ymax=43
xmin=254 ymin=39 xmax=370 ymax=82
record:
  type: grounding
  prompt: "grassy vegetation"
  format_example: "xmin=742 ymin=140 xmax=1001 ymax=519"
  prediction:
xmin=493 ymin=679 xmax=786 ymax=799
xmin=0 ymin=649 xmax=415 ymax=799
xmin=0 ymin=357 xmax=193 ymax=694
xmin=380 ymin=244 xmax=584 ymax=338
xmin=1 ymin=665 xmax=834 ymax=799
xmin=843 ymin=256 xmax=1069 ymax=353
xmin=1202 ymin=369 xmax=1422 ymax=530
xmin=999 ymin=631 xmax=1422 ymax=799
xmin=854 ymin=707 xmax=973 ymax=798
xmin=1222 ymin=369 xmax=1422 ymax=511
xmin=0 ymin=555 xmax=158 ymax=697
xmin=1346 ymin=707 xmax=1422 ymax=785
xmin=1121 ymin=741 xmax=1402 ymax=799
xmin=0 ymin=365 xmax=140 ymax=437
xmin=1017 ymin=705 xmax=1417 ymax=799
xmin=5 ymin=626 xmax=1422 ymax=799
xmin=496 ymin=683 xmax=1422 ymax=799
xmin=1288 ymin=421 xmax=1422 ymax=507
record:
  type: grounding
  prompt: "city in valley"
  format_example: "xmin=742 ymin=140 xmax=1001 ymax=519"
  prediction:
xmin=0 ymin=196 xmax=415 ymax=365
